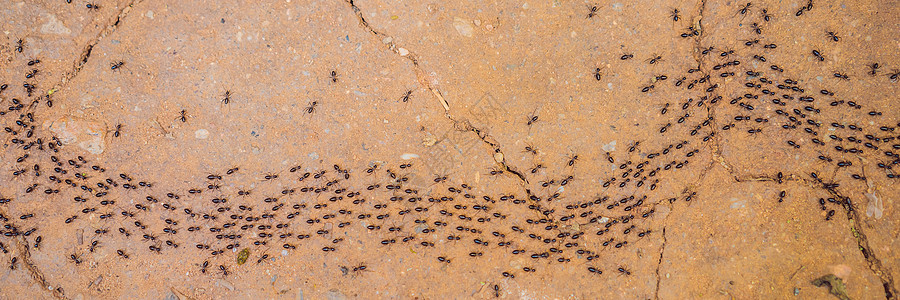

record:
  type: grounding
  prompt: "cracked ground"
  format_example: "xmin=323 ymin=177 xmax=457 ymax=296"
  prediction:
xmin=0 ymin=0 xmax=899 ymax=299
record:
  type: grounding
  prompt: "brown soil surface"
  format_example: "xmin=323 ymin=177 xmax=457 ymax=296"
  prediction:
xmin=0 ymin=0 xmax=898 ymax=299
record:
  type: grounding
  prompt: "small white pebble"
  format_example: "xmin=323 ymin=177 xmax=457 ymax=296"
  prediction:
xmin=195 ymin=129 xmax=209 ymax=139
xmin=400 ymin=153 xmax=420 ymax=160
xmin=398 ymin=48 xmax=409 ymax=56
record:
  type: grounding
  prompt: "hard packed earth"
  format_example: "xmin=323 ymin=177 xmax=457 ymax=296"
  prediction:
xmin=0 ymin=0 xmax=898 ymax=299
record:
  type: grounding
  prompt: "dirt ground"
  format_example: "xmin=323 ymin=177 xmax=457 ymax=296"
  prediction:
xmin=0 ymin=0 xmax=898 ymax=299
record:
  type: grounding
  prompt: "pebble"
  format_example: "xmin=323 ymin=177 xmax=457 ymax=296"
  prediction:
xmin=453 ymin=17 xmax=474 ymax=37
xmin=194 ymin=129 xmax=209 ymax=139
xmin=601 ymin=140 xmax=617 ymax=152
xmin=398 ymin=48 xmax=409 ymax=56
xmin=44 ymin=115 xmax=106 ymax=154
xmin=400 ymin=153 xmax=419 ymax=160
xmin=325 ymin=289 xmax=347 ymax=300
xmin=40 ymin=14 xmax=71 ymax=35
xmin=216 ymin=279 xmax=235 ymax=291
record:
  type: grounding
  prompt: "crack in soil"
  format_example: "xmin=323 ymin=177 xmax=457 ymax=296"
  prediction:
xmin=717 ymin=164 xmax=897 ymax=298
xmin=338 ymin=0 xmax=571 ymax=237
xmin=339 ymin=0 xmax=529 ymax=189
xmin=16 ymin=235 xmax=68 ymax=299
xmin=54 ymin=0 xmax=142 ymax=97
xmin=654 ymin=227 xmax=668 ymax=300
xmin=340 ymin=1 xmax=896 ymax=297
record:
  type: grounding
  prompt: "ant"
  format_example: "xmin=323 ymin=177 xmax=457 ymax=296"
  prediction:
xmin=86 ymin=2 xmax=100 ymax=10
xmin=400 ymin=90 xmax=412 ymax=102
xmin=113 ymin=124 xmax=122 ymax=137
xmin=750 ymin=23 xmax=762 ymax=35
xmin=523 ymin=144 xmax=538 ymax=155
xmin=648 ymin=55 xmax=662 ymax=64
xmin=567 ymin=154 xmax=579 ymax=167
xmin=617 ymin=266 xmax=631 ymax=275
xmin=178 ymin=109 xmax=187 ymax=122
xmin=738 ymin=2 xmax=751 ymax=15
xmin=226 ymin=167 xmax=239 ymax=175
xmin=761 ymin=8 xmax=772 ymax=22
xmin=526 ymin=109 xmax=539 ymax=126
xmin=69 ymin=253 xmax=83 ymax=265
xmin=110 ymin=61 xmax=124 ymax=71
xmin=305 ymin=101 xmax=318 ymax=114
xmin=888 ymin=69 xmax=900 ymax=82
xmin=330 ymin=70 xmax=338 ymax=82
xmin=869 ymin=63 xmax=881 ymax=76
xmin=826 ymin=31 xmax=840 ymax=42
xmin=812 ymin=50 xmax=825 ymax=61
xmin=593 ymin=67 xmax=603 ymax=81
xmin=15 ymin=39 xmax=24 ymax=53
xmin=221 ymin=90 xmax=232 ymax=104
xmin=587 ymin=5 xmax=599 ymax=18
xmin=620 ymin=53 xmax=634 ymax=60
xmin=670 ymin=8 xmax=680 ymax=21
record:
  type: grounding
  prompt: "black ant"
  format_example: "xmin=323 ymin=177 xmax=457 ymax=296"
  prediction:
xmin=305 ymin=101 xmax=318 ymax=114
xmin=670 ymin=8 xmax=680 ymax=21
xmin=567 ymin=154 xmax=579 ymax=167
xmin=888 ymin=69 xmax=900 ymax=82
xmin=113 ymin=124 xmax=122 ymax=137
xmin=69 ymin=253 xmax=83 ymax=265
xmin=221 ymin=90 xmax=232 ymax=104
xmin=330 ymin=70 xmax=338 ymax=82
xmin=526 ymin=109 xmax=539 ymax=126
xmin=620 ymin=53 xmax=633 ymax=60
xmin=110 ymin=61 xmax=124 ymax=71
xmin=15 ymin=39 xmax=24 ymax=53
xmin=812 ymin=50 xmax=825 ymax=61
xmin=738 ymin=2 xmax=751 ymax=15
xmin=761 ymin=8 xmax=772 ymax=22
xmin=750 ymin=23 xmax=762 ymax=34
xmin=869 ymin=63 xmax=881 ymax=76
xmin=587 ymin=5 xmax=599 ymax=18
xmin=617 ymin=266 xmax=631 ymax=275
xmin=523 ymin=144 xmax=538 ymax=155
xmin=648 ymin=55 xmax=662 ymax=64
xmin=400 ymin=90 xmax=412 ymax=102
xmin=178 ymin=109 xmax=187 ymax=122
xmin=826 ymin=31 xmax=840 ymax=42
xmin=86 ymin=2 xmax=100 ymax=10
xmin=593 ymin=67 xmax=603 ymax=81
xmin=226 ymin=167 xmax=239 ymax=175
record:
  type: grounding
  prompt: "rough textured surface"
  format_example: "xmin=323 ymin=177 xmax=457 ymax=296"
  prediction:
xmin=0 ymin=0 xmax=898 ymax=299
